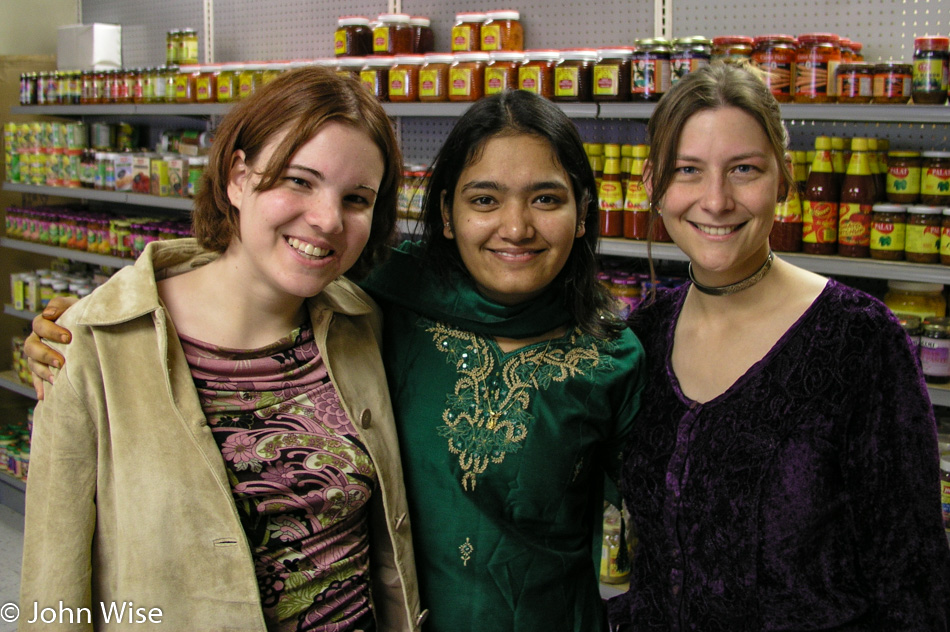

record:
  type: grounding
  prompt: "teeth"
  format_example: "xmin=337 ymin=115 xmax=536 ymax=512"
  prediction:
xmin=288 ymin=237 xmax=330 ymax=258
xmin=695 ymin=224 xmax=736 ymax=236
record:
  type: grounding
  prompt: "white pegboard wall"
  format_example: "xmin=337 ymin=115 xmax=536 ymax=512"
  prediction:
xmin=82 ymin=0 xmax=205 ymax=67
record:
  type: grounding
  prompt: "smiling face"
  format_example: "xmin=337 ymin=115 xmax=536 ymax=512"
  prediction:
xmin=442 ymin=133 xmax=584 ymax=306
xmin=226 ymin=121 xmax=385 ymax=302
xmin=647 ymin=106 xmax=783 ymax=286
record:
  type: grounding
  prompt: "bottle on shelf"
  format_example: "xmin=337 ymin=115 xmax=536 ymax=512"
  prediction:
xmin=623 ymin=144 xmax=650 ymax=240
xmin=802 ymin=135 xmax=840 ymax=255
xmin=838 ymin=137 xmax=876 ymax=258
xmin=599 ymin=144 xmax=624 ymax=238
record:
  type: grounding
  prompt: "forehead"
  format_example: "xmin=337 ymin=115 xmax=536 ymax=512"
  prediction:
xmin=461 ymin=134 xmax=567 ymax=181
xmin=678 ymin=107 xmax=769 ymax=150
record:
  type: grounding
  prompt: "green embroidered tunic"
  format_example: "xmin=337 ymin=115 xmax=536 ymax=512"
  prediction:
xmin=363 ymin=242 xmax=645 ymax=632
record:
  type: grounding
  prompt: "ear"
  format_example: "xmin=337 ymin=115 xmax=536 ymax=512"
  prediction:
xmin=575 ymin=195 xmax=587 ymax=238
xmin=226 ymin=149 xmax=249 ymax=209
xmin=440 ymin=190 xmax=454 ymax=239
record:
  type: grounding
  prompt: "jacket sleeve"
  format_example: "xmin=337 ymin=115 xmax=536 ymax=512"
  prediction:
xmin=19 ymin=357 xmax=98 ymax=631
xmin=844 ymin=320 xmax=950 ymax=631
xmin=368 ymin=490 xmax=412 ymax=632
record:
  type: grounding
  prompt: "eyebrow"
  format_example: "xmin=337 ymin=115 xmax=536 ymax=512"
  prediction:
xmin=459 ymin=179 xmax=570 ymax=193
xmin=676 ymin=151 xmax=769 ymax=163
xmin=287 ymin=164 xmax=378 ymax=194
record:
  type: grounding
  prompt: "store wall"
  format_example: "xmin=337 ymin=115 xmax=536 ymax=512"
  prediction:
xmin=0 ymin=0 xmax=80 ymax=56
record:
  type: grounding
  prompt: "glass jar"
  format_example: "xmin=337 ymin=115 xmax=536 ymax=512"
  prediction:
xmin=921 ymin=151 xmax=950 ymax=206
xmin=373 ymin=13 xmax=413 ymax=56
xmin=419 ymin=53 xmax=453 ymax=102
xmin=905 ymin=204 xmax=943 ymax=263
xmin=752 ymin=35 xmax=797 ymax=102
xmin=671 ymin=36 xmax=711 ymax=86
xmin=410 ymin=16 xmax=434 ymax=54
xmin=174 ymin=65 xmax=200 ymax=103
xmin=519 ymin=50 xmax=560 ymax=98
xmin=481 ymin=10 xmax=523 ymax=52
xmin=195 ymin=64 xmax=219 ymax=102
xmin=163 ymin=65 xmax=179 ymax=103
xmin=885 ymin=280 xmax=947 ymax=320
xmin=388 ymin=55 xmax=424 ymax=102
xmin=166 ymin=29 xmax=180 ymax=65
xmin=632 ymin=39 xmax=671 ymax=102
xmin=133 ymin=67 xmax=151 ymax=104
xmin=836 ymin=62 xmax=874 ymax=104
xmin=361 ymin=56 xmax=395 ymax=101
xmin=113 ymin=69 xmax=132 ymax=104
xmin=870 ymin=203 xmax=906 ymax=260
xmin=794 ymin=33 xmax=841 ymax=103
xmin=553 ymin=49 xmax=596 ymax=102
xmin=261 ymin=61 xmax=290 ymax=85
xmin=942 ymin=208 xmax=950 ymax=265
xmin=215 ymin=63 xmax=241 ymax=102
xmin=179 ymin=28 xmax=199 ymax=65
xmin=485 ymin=51 xmax=524 ymax=96
xmin=872 ymin=62 xmax=913 ymax=104
xmin=237 ymin=63 xmax=265 ymax=100
xmin=80 ymin=70 xmax=95 ymax=104
xmin=913 ymin=35 xmax=949 ymax=105
xmin=450 ymin=12 xmax=486 ymax=53
xmin=886 ymin=151 xmax=922 ymax=204
xmin=921 ymin=318 xmax=950 ymax=383
xmin=449 ymin=52 xmax=489 ymax=102
xmin=336 ymin=56 xmax=366 ymax=80
xmin=712 ymin=35 xmax=754 ymax=63
xmin=593 ymin=48 xmax=634 ymax=102
xmin=335 ymin=16 xmax=373 ymax=57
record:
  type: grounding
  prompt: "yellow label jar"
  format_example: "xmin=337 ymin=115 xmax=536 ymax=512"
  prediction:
xmin=419 ymin=53 xmax=453 ymax=102
xmin=885 ymin=280 xmax=947 ymax=320
xmin=485 ymin=51 xmax=524 ymax=96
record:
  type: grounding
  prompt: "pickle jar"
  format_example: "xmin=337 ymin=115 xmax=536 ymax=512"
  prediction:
xmin=449 ymin=52 xmax=489 ymax=102
xmin=671 ymin=36 xmax=711 ymax=86
xmin=870 ymin=203 xmax=906 ymax=260
xmin=174 ymin=65 xmax=200 ymax=103
xmin=885 ymin=280 xmax=947 ymax=320
xmin=942 ymin=208 xmax=950 ymax=265
xmin=388 ymin=55 xmax=424 ymax=102
xmin=361 ymin=56 xmax=395 ymax=101
xmin=921 ymin=317 xmax=950 ymax=383
xmin=410 ymin=16 xmax=434 ymax=54
xmin=593 ymin=48 xmax=634 ymax=102
xmin=166 ymin=29 xmax=180 ymax=65
xmin=481 ymin=10 xmax=524 ymax=52
xmin=178 ymin=28 xmax=199 ymax=65
xmin=752 ymin=35 xmax=800 ymax=103
xmin=553 ymin=49 xmax=597 ymax=102
xmin=215 ymin=63 xmax=241 ymax=102
xmin=886 ymin=151 xmax=922 ymax=204
xmin=373 ymin=13 xmax=413 ymax=56
xmin=237 ymin=63 xmax=265 ymax=100
xmin=195 ymin=64 xmax=219 ymax=103
xmin=905 ymin=204 xmax=943 ymax=263
xmin=419 ymin=53 xmax=453 ymax=102
xmin=794 ymin=33 xmax=841 ymax=103
xmin=163 ymin=65 xmax=179 ymax=103
xmin=836 ymin=62 xmax=874 ymax=104
xmin=335 ymin=16 xmax=373 ymax=57
xmin=913 ymin=36 xmax=950 ymax=105
xmin=632 ymin=39 xmax=671 ymax=102
xmin=921 ymin=151 xmax=950 ymax=206
xmin=451 ymin=12 xmax=487 ymax=53
xmin=519 ymin=50 xmax=560 ymax=98
xmin=336 ymin=57 xmax=366 ymax=80
xmin=872 ymin=62 xmax=913 ymax=104
xmin=712 ymin=35 xmax=754 ymax=63
xmin=485 ymin=51 xmax=524 ymax=96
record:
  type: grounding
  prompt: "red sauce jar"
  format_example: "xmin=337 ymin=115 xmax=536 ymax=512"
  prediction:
xmin=712 ymin=35 xmax=754 ymax=63
xmin=753 ymin=34 xmax=797 ymax=102
xmin=593 ymin=48 xmax=634 ymax=102
xmin=449 ymin=52 xmax=489 ymax=102
xmin=419 ymin=53 xmax=453 ymax=102
xmin=335 ymin=16 xmax=373 ymax=57
xmin=410 ymin=16 xmax=434 ymax=54
xmin=553 ymin=49 xmax=596 ymax=102
xmin=451 ymin=12 xmax=486 ymax=53
xmin=388 ymin=55 xmax=424 ymax=102
xmin=485 ymin=51 xmax=524 ymax=96
xmin=480 ymin=10 xmax=524 ymax=52
xmin=360 ymin=56 xmax=395 ymax=101
xmin=373 ymin=14 xmax=413 ymax=56
xmin=519 ymin=50 xmax=560 ymax=98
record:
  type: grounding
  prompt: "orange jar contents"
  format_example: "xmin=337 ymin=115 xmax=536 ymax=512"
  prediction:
xmin=886 ymin=151 xmax=922 ymax=204
xmin=174 ymin=65 xmax=200 ymax=103
xmin=335 ymin=16 xmax=373 ymax=57
xmin=593 ymin=48 xmax=634 ymax=102
xmin=451 ymin=12 xmax=486 ymax=52
xmin=794 ymin=33 xmax=841 ymax=103
xmin=449 ymin=52 xmax=489 ymax=102
xmin=195 ymin=64 xmax=219 ymax=102
xmin=361 ymin=56 xmax=395 ymax=101
xmin=480 ymin=10 xmax=523 ymax=52
xmin=873 ymin=62 xmax=913 ymax=104
xmin=921 ymin=151 xmax=950 ymax=206
xmin=752 ymin=34 xmax=797 ymax=102
xmin=905 ymin=205 xmax=943 ymax=263
xmin=712 ymin=35 xmax=754 ymax=63
xmin=553 ymin=49 xmax=596 ymax=102
xmin=519 ymin=50 xmax=560 ymax=98
xmin=485 ymin=51 xmax=524 ymax=96
xmin=410 ymin=16 xmax=434 ymax=54
xmin=870 ymin=203 xmax=906 ymax=261
xmin=419 ymin=53 xmax=453 ymax=102
xmin=836 ymin=62 xmax=874 ymax=104
xmin=373 ymin=13 xmax=413 ymax=56
xmin=388 ymin=55 xmax=424 ymax=102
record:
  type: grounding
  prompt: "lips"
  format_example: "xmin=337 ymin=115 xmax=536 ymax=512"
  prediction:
xmin=692 ymin=222 xmax=741 ymax=237
xmin=287 ymin=236 xmax=331 ymax=259
xmin=489 ymin=248 xmax=543 ymax=262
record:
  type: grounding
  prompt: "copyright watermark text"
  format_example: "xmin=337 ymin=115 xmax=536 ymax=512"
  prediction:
xmin=1 ymin=601 xmax=163 ymax=624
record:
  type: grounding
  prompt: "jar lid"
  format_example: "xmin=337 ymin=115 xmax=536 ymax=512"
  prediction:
xmin=888 ymin=280 xmax=944 ymax=292
xmin=488 ymin=51 xmax=526 ymax=62
xmin=836 ymin=62 xmax=874 ymax=73
xmin=921 ymin=150 xmax=950 ymax=158
xmin=753 ymin=34 xmax=797 ymax=45
xmin=851 ymin=41 xmax=864 ymax=52
xmin=423 ymin=53 xmax=455 ymax=64
xmin=888 ymin=150 xmax=921 ymax=157
xmin=915 ymin=36 xmax=950 ymax=49
xmin=455 ymin=12 xmax=487 ymax=21
xmin=639 ymin=37 xmax=673 ymax=48
xmin=394 ymin=55 xmax=426 ymax=65
xmin=797 ymin=32 xmax=841 ymax=44
xmin=923 ymin=318 xmax=950 ymax=332
xmin=596 ymin=47 xmax=635 ymax=58
xmin=814 ymin=136 xmax=833 ymax=150
xmin=872 ymin=203 xmax=907 ymax=213
xmin=453 ymin=52 xmax=490 ymax=62
xmin=337 ymin=16 xmax=371 ymax=26
xmin=878 ymin=61 xmax=913 ymax=72
xmin=907 ymin=205 xmax=944 ymax=214
xmin=485 ymin=10 xmax=521 ymax=20
xmin=943 ymin=207 xmax=950 ymax=215
xmin=377 ymin=13 xmax=411 ymax=23
xmin=712 ymin=35 xmax=754 ymax=45
xmin=559 ymin=49 xmax=598 ymax=61
xmin=409 ymin=16 xmax=431 ymax=26
xmin=524 ymin=50 xmax=561 ymax=61
xmin=674 ymin=36 xmax=712 ymax=46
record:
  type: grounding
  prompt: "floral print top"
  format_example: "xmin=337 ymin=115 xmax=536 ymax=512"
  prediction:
xmin=180 ymin=324 xmax=377 ymax=632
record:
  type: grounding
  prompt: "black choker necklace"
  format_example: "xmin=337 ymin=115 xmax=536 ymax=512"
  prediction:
xmin=688 ymin=251 xmax=774 ymax=296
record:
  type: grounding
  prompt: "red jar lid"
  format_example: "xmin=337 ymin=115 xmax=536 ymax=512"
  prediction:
xmin=797 ymin=33 xmax=840 ymax=44
xmin=915 ymin=36 xmax=950 ymax=51
xmin=712 ymin=35 xmax=754 ymax=46
xmin=753 ymin=34 xmax=797 ymax=45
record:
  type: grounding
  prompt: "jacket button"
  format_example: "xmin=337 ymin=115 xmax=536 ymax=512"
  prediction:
xmin=360 ymin=409 xmax=372 ymax=429
xmin=415 ymin=610 xmax=429 ymax=626
xmin=395 ymin=513 xmax=406 ymax=530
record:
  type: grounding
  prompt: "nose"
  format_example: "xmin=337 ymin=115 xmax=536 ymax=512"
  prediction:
xmin=305 ymin=192 xmax=345 ymax=234
xmin=699 ymin=174 xmax=735 ymax=215
xmin=498 ymin=201 xmax=534 ymax=241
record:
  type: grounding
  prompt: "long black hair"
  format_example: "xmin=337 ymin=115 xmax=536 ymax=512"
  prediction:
xmin=418 ymin=90 xmax=623 ymax=339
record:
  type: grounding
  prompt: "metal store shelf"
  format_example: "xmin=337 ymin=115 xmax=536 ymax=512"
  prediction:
xmin=3 ymin=183 xmax=193 ymax=211
xmin=0 ymin=238 xmax=132 ymax=269
xmin=0 ymin=371 xmax=37 ymax=401
xmin=4 ymin=305 xmax=35 ymax=321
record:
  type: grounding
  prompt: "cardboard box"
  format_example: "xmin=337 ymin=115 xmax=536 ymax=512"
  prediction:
xmin=57 ymin=23 xmax=122 ymax=71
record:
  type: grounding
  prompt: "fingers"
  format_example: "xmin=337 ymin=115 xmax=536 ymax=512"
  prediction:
xmin=31 ymin=371 xmax=46 ymax=401
xmin=24 ymin=332 xmax=64 ymax=385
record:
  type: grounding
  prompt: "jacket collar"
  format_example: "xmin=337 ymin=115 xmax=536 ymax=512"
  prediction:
xmin=77 ymin=238 xmax=375 ymax=326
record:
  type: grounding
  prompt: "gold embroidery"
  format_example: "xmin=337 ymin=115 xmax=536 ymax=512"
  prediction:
xmin=459 ymin=537 xmax=474 ymax=566
xmin=428 ymin=322 xmax=602 ymax=491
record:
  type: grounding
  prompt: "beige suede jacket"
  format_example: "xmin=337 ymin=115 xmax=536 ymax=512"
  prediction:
xmin=19 ymin=239 xmax=424 ymax=631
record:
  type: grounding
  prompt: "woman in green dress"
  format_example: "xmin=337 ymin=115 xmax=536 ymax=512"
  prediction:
xmin=26 ymin=90 xmax=645 ymax=632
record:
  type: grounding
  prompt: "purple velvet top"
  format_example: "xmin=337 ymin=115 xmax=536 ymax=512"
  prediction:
xmin=608 ymin=279 xmax=950 ymax=631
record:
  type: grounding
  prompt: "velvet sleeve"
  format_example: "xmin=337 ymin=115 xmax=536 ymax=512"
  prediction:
xmin=844 ymin=314 xmax=950 ymax=630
